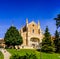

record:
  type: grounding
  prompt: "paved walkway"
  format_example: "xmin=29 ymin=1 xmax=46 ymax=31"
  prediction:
xmin=0 ymin=48 xmax=11 ymax=59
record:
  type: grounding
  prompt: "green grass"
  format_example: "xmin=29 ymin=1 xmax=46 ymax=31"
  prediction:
xmin=0 ymin=51 xmax=4 ymax=59
xmin=7 ymin=49 xmax=60 ymax=59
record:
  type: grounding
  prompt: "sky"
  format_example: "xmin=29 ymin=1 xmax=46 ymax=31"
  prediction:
xmin=0 ymin=0 xmax=60 ymax=38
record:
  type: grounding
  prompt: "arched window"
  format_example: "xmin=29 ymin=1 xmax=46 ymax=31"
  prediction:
xmin=32 ymin=29 xmax=34 ymax=33
xmin=38 ymin=29 xmax=40 ymax=34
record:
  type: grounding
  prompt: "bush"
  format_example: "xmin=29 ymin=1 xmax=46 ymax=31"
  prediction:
xmin=10 ymin=53 xmax=37 ymax=59
xmin=41 ymin=45 xmax=55 ymax=53
xmin=10 ymin=54 xmax=20 ymax=59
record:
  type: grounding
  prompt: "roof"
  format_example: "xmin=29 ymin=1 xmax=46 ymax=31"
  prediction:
xmin=28 ymin=21 xmax=37 ymax=26
xmin=0 ymin=39 xmax=4 ymax=43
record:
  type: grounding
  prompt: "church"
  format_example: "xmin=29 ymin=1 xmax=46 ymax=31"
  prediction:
xmin=0 ymin=19 xmax=43 ymax=49
xmin=19 ymin=19 xmax=43 ymax=49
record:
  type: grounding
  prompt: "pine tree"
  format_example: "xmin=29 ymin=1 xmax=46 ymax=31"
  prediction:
xmin=54 ymin=30 xmax=60 ymax=53
xmin=4 ymin=26 xmax=23 ymax=48
xmin=41 ymin=26 xmax=55 ymax=53
xmin=54 ymin=14 xmax=60 ymax=53
xmin=54 ymin=14 xmax=60 ymax=28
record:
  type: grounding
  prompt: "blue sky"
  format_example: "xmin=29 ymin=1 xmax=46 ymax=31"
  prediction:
xmin=0 ymin=0 xmax=60 ymax=38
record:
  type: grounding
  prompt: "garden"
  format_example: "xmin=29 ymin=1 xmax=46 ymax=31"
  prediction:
xmin=7 ymin=49 xmax=60 ymax=59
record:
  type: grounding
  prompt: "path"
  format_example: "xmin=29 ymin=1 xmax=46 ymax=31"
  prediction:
xmin=0 ymin=48 xmax=11 ymax=59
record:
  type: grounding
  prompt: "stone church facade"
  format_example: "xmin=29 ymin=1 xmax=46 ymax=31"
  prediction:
xmin=19 ymin=19 xmax=43 ymax=49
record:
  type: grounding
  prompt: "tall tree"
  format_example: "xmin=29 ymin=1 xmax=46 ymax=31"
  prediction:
xmin=41 ymin=26 xmax=55 ymax=53
xmin=54 ymin=30 xmax=60 ymax=53
xmin=54 ymin=14 xmax=60 ymax=28
xmin=4 ymin=26 xmax=23 ymax=47
xmin=54 ymin=14 xmax=60 ymax=53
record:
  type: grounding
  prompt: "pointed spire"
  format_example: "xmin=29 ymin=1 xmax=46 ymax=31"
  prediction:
xmin=26 ymin=18 xmax=28 ymax=27
xmin=38 ymin=20 xmax=40 ymax=29
xmin=26 ymin=18 xmax=28 ymax=24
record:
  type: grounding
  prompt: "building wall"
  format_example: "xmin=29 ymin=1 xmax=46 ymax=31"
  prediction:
xmin=0 ymin=39 xmax=5 ymax=48
xmin=28 ymin=22 xmax=38 ymax=34
xmin=20 ymin=20 xmax=43 ymax=49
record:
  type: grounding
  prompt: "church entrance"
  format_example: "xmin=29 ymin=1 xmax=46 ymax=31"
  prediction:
xmin=32 ymin=44 xmax=35 ymax=48
xmin=30 ymin=38 xmax=40 ymax=48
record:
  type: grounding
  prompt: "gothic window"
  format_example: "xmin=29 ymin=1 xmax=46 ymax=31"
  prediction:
xmin=32 ymin=29 xmax=34 ymax=33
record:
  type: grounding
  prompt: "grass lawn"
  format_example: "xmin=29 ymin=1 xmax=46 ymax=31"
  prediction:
xmin=7 ymin=49 xmax=60 ymax=59
xmin=0 ymin=51 xmax=4 ymax=59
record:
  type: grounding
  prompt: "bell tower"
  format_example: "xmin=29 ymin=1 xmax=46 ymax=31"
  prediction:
xmin=26 ymin=18 xmax=28 ymax=46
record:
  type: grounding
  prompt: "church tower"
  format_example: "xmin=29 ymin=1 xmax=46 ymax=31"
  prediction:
xmin=38 ymin=20 xmax=40 ymax=34
xmin=26 ymin=18 xmax=28 ymax=46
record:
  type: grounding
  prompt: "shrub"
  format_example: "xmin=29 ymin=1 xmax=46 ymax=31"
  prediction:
xmin=41 ymin=45 xmax=55 ymax=53
xmin=10 ymin=53 xmax=37 ymax=59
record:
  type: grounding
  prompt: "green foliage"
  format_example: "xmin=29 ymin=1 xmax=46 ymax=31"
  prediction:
xmin=4 ymin=26 xmax=23 ymax=47
xmin=7 ymin=49 xmax=40 ymax=59
xmin=41 ymin=26 xmax=55 ymax=53
xmin=54 ymin=30 xmax=60 ymax=53
xmin=54 ymin=14 xmax=60 ymax=28
xmin=54 ymin=14 xmax=60 ymax=53
xmin=10 ymin=52 xmax=37 ymax=59
xmin=7 ymin=49 xmax=60 ymax=59
xmin=10 ymin=54 xmax=20 ymax=59
xmin=0 ymin=51 xmax=4 ymax=59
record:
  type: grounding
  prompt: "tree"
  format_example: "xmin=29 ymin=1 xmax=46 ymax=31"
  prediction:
xmin=54 ymin=14 xmax=60 ymax=53
xmin=54 ymin=30 xmax=60 ymax=53
xmin=4 ymin=26 xmax=23 ymax=48
xmin=41 ymin=26 xmax=55 ymax=53
xmin=54 ymin=14 xmax=60 ymax=28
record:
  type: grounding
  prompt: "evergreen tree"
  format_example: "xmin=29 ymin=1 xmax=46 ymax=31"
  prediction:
xmin=54 ymin=30 xmax=60 ymax=53
xmin=41 ymin=26 xmax=55 ymax=53
xmin=54 ymin=14 xmax=60 ymax=28
xmin=54 ymin=14 xmax=60 ymax=53
xmin=4 ymin=26 xmax=23 ymax=48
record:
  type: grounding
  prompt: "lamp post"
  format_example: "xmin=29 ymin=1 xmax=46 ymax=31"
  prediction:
xmin=39 ymin=43 xmax=42 ymax=59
